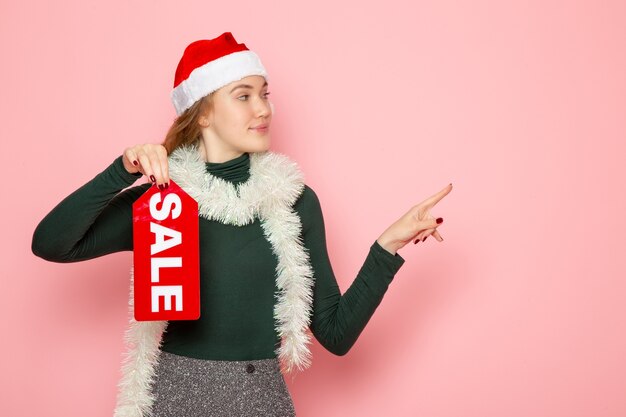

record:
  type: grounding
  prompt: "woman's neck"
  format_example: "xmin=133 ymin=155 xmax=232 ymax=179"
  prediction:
xmin=197 ymin=138 xmax=245 ymax=164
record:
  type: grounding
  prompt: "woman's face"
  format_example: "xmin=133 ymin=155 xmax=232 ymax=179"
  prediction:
xmin=200 ymin=75 xmax=272 ymax=159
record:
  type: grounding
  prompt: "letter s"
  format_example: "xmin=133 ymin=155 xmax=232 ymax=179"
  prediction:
xmin=149 ymin=193 xmax=182 ymax=221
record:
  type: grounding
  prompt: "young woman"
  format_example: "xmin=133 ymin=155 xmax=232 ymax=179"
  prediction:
xmin=31 ymin=32 xmax=452 ymax=417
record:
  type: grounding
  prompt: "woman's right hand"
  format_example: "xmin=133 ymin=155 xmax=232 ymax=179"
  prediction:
xmin=122 ymin=144 xmax=170 ymax=189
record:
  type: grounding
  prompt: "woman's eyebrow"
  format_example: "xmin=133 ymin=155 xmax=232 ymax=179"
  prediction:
xmin=229 ymin=81 xmax=268 ymax=93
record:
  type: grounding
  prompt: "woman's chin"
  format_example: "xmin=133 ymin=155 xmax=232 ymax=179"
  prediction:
xmin=245 ymin=139 xmax=271 ymax=153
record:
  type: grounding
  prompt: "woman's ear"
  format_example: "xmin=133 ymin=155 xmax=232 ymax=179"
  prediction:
xmin=198 ymin=98 xmax=213 ymax=127
xmin=199 ymin=116 xmax=210 ymax=128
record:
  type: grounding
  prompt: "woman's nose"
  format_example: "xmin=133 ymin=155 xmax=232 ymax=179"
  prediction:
xmin=255 ymin=100 xmax=271 ymax=118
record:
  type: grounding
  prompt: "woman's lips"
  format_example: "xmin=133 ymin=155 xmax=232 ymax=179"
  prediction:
xmin=250 ymin=125 xmax=269 ymax=133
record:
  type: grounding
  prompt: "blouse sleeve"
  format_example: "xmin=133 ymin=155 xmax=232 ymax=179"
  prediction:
xmin=294 ymin=185 xmax=405 ymax=356
xmin=31 ymin=155 xmax=151 ymax=262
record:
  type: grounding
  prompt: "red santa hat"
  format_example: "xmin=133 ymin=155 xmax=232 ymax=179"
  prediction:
xmin=170 ymin=32 xmax=269 ymax=116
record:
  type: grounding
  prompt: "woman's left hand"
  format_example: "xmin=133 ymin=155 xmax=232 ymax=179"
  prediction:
xmin=376 ymin=183 xmax=453 ymax=255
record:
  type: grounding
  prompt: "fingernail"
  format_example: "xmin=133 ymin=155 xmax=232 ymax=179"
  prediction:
xmin=150 ymin=175 xmax=156 ymax=182
xmin=164 ymin=183 xmax=169 ymax=189
xmin=423 ymin=236 xmax=428 ymax=242
xmin=133 ymin=160 xmax=138 ymax=166
xmin=436 ymin=218 xmax=443 ymax=224
xmin=158 ymin=184 xmax=164 ymax=190
xmin=414 ymin=239 xmax=420 ymax=244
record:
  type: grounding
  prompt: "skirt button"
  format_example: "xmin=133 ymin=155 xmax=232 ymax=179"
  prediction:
xmin=246 ymin=364 xmax=255 ymax=373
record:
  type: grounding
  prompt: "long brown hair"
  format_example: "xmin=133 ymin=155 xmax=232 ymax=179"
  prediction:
xmin=162 ymin=93 xmax=215 ymax=155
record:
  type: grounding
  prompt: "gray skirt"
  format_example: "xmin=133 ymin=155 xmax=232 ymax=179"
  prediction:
xmin=150 ymin=350 xmax=296 ymax=417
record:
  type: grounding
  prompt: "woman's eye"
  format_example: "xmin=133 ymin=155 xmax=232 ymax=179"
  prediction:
xmin=237 ymin=92 xmax=271 ymax=101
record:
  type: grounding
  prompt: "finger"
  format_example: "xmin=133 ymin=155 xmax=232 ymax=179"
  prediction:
xmin=137 ymin=153 xmax=156 ymax=184
xmin=414 ymin=232 xmax=431 ymax=244
xmin=419 ymin=228 xmax=432 ymax=239
xmin=414 ymin=228 xmax=435 ymax=244
xmin=412 ymin=213 xmax=437 ymax=243
xmin=419 ymin=183 xmax=453 ymax=210
xmin=416 ymin=217 xmax=443 ymax=234
xmin=123 ymin=148 xmax=141 ymax=173
xmin=432 ymin=229 xmax=444 ymax=242
xmin=147 ymin=151 xmax=165 ymax=187
xmin=414 ymin=234 xmax=427 ymax=244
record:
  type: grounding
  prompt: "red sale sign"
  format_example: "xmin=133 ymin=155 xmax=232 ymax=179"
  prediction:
xmin=132 ymin=179 xmax=200 ymax=321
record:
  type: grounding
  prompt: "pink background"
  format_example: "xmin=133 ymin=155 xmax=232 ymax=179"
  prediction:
xmin=2 ymin=1 xmax=625 ymax=416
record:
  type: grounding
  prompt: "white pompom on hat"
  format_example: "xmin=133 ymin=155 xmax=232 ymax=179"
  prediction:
xmin=170 ymin=32 xmax=269 ymax=116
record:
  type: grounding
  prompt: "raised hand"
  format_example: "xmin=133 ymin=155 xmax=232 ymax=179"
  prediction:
xmin=122 ymin=144 xmax=170 ymax=189
xmin=376 ymin=183 xmax=453 ymax=254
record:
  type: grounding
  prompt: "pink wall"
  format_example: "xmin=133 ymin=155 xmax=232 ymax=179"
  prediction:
xmin=2 ymin=1 xmax=625 ymax=416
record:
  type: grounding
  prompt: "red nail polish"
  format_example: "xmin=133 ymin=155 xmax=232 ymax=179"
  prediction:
xmin=158 ymin=184 xmax=164 ymax=190
xmin=133 ymin=160 xmax=138 ymax=166
xmin=414 ymin=239 xmax=419 ymax=244
xmin=150 ymin=175 xmax=156 ymax=182
xmin=436 ymin=218 xmax=443 ymax=224
xmin=164 ymin=183 xmax=169 ymax=189
xmin=423 ymin=236 xmax=428 ymax=242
